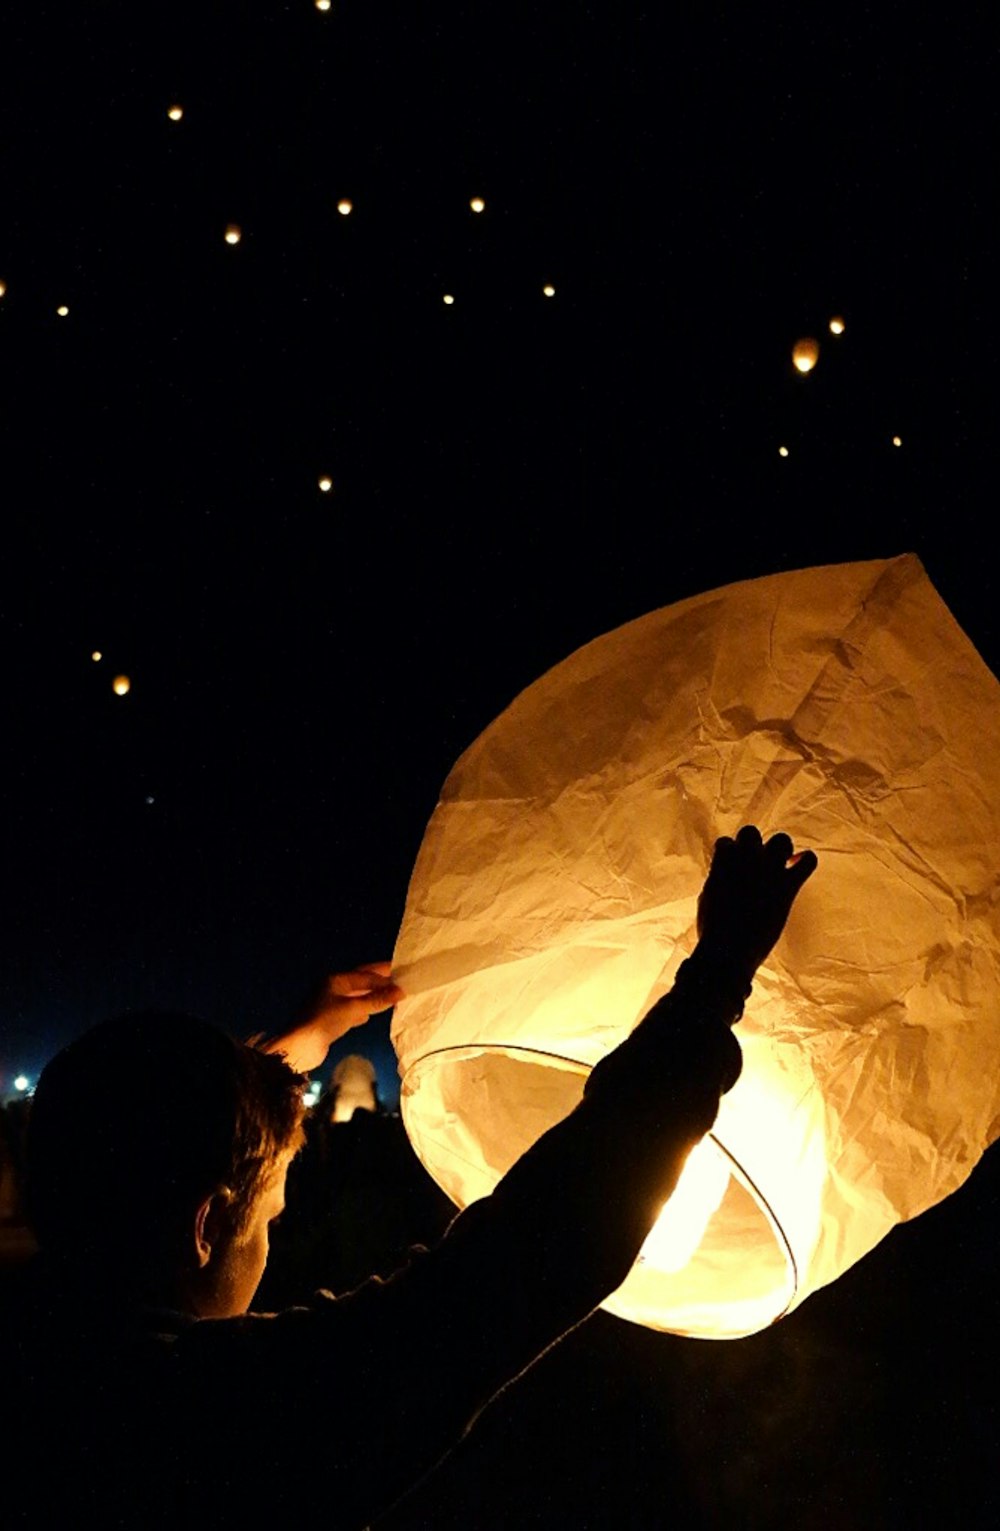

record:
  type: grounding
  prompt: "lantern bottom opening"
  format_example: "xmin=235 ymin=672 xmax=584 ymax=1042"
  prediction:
xmin=400 ymin=1044 xmax=798 ymax=1339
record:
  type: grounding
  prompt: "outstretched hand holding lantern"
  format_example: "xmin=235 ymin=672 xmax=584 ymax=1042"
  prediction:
xmin=695 ymin=826 xmax=818 ymax=998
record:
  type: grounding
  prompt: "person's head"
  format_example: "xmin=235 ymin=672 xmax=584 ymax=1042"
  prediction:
xmin=27 ymin=1012 xmax=306 ymax=1315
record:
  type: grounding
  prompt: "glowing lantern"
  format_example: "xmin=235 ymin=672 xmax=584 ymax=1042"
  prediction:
xmin=111 ymin=675 xmax=131 ymax=697
xmin=57 ymin=305 xmax=70 ymax=317
xmin=337 ymin=199 xmax=353 ymax=216
xmin=791 ymin=338 xmax=820 ymax=373
xmin=393 ymin=555 xmax=1000 ymax=1338
xmin=470 ymin=198 xmax=485 ymax=213
xmin=0 ymin=281 xmax=6 ymax=298
xmin=316 ymin=0 xmax=332 ymax=10
xmin=442 ymin=294 xmax=455 ymax=305
xmin=167 ymin=105 xmax=183 ymax=122
xmin=829 ymin=316 xmax=845 ymax=335
xmin=778 ymin=445 xmax=789 ymax=457
xmin=224 ymin=225 xmax=242 ymax=245
xmin=91 ymin=651 xmax=102 ymax=662
xmin=892 ymin=435 xmax=902 ymax=447
xmin=318 ymin=476 xmax=333 ymax=493
xmin=330 ymin=1056 xmax=378 ymax=1122
xmin=543 ymin=284 xmax=556 ymax=297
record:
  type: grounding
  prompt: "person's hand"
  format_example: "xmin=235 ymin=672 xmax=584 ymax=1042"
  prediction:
xmin=258 ymin=962 xmax=403 ymax=1074
xmin=695 ymin=825 xmax=817 ymax=987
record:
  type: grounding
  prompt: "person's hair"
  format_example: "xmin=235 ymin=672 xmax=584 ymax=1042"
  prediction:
xmin=27 ymin=1012 xmax=306 ymax=1279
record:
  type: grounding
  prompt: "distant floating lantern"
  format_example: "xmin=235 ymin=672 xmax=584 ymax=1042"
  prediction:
xmin=316 ymin=0 xmax=332 ymax=9
xmin=0 ymin=280 xmax=6 ymax=298
xmin=318 ymin=476 xmax=333 ymax=493
xmin=167 ymin=105 xmax=183 ymax=122
xmin=337 ymin=199 xmax=353 ymax=216
xmin=56 ymin=305 xmax=70 ymax=317
xmin=829 ymin=316 xmax=845 ymax=335
xmin=224 ymin=225 xmax=242 ymax=245
xmin=443 ymin=293 xmax=455 ymax=305
xmin=330 ymin=1056 xmax=379 ymax=1123
xmin=791 ymin=338 xmax=820 ymax=374
xmin=543 ymin=284 xmax=556 ymax=297
xmin=393 ymin=555 xmax=1000 ymax=1338
xmin=91 ymin=651 xmax=102 ymax=663
xmin=892 ymin=435 xmax=902 ymax=447
xmin=778 ymin=445 xmax=789 ymax=457
xmin=112 ymin=675 xmax=131 ymax=697
xmin=470 ymin=197 xmax=485 ymax=213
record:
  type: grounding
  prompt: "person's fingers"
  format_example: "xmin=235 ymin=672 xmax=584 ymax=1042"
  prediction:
xmin=763 ymin=831 xmax=794 ymax=866
xmin=786 ymin=849 xmax=818 ymax=893
xmin=710 ymin=834 xmax=736 ymax=866
xmin=735 ymin=824 xmax=763 ymax=849
xmin=327 ymin=966 xmax=395 ymax=997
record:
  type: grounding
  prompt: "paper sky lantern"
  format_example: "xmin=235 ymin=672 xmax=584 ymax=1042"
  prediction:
xmin=330 ymin=1056 xmax=378 ymax=1123
xmin=829 ymin=316 xmax=845 ymax=335
xmin=393 ymin=555 xmax=1000 ymax=1339
xmin=224 ymin=225 xmax=242 ymax=245
xmin=111 ymin=675 xmax=131 ymax=697
xmin=792 ymin=337 xmax=820 ymax=373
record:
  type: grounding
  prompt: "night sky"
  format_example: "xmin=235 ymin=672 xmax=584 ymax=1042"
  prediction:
xmin=2 ymin=6 xmax=999 ymax=1522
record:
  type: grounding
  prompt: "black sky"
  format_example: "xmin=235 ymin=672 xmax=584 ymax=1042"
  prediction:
xmin=1 ymin=5 xmax=996 ymax=1102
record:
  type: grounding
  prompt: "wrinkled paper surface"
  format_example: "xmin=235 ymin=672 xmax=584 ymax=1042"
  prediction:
xmin=392 ymin=556 xmax=1000 ymax=1336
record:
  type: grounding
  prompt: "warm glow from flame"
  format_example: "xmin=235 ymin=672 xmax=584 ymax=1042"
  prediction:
xmin=470 ymin=197 xmax=485 ymax=213
xmin=337 ymin=199 xmax=353 ymax=216
xmin=778 ymin=445 xmax=789 ymax=457
xmin=318 ymin=476 xmax=333 ymax=492
xmin=639 ymin=1138 xmax=731 ymax=1274
xmin=224 ymin=225 xmax=242 ymax=245
xmin=91 ymin=651 xmax=102 ymax=662
xmin=57 ymin=305 xmax=70 ymax=317
xmin=543 ymin=284 xmax=556 ymax=297
xmin=443 ymin=293 xmax=455 ymax=305
xmin=892 ymin=435 xmax=902 ymax=447
xmin=316 ymin=0 xmax=332 ymax=9
xmin=792 ymin=338 xmax=820 ymax=373
xmin=112 ymin=675 xmax=131 ymax=697
xmin=167 ymin=105 xmax=183 ymax=122
xmin=0 ymin=281 xmax=6 ymax=298
xmin=829 ymin=316 xmax=845 ymax=335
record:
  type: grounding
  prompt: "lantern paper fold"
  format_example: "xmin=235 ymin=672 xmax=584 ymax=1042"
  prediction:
xmin=392 ymin=555 xmax=1000 ymax=1338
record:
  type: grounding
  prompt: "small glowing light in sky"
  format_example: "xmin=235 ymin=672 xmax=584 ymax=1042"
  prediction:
xmin=145 ymin=795 xmax=155 ymax=805
xmin=470 ymin=197 xmax=485 ymax=213
xmin=0 ymin=280 xmax=6 ymax=298
xmin=57 ymin=305 xmax=70 ymax=317
xmin=318 ymin=476 xmax=333 ymax=493
xmin=112 ymin=675 xmax=131 ymax=697
xmin=91 ymin=650 xmax=102 ymax=662
xmin=167 ymin=105 xmax=184 ymax=122
xmin=443 ymin=293 xmax=455 ymax=305
xmin=778 ymin=445 xmax=789 ymax=458
xmin=792 ymin=338 xmax=820 ymax=373
xmin=224 ymin=225 xmax=242 ymax=245
xmin=829 ymin=316 xmax=845 ymax=335
xmin=337 ymin=199 xmax=353 ymax=216
xmin=543 ymin=284 xmax=556 ymax=297
xmin=892 ymin=435 xmax=902 ymax=447
xmin=315 ymin=0 xmax=332 ymax=10
xmin=14 ymin=1075 xmax=29 ymax=1093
